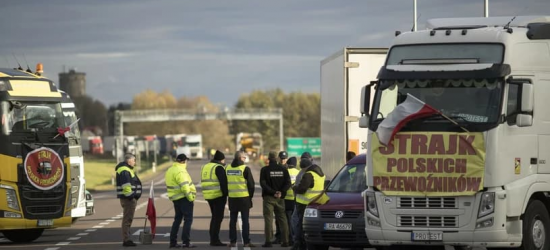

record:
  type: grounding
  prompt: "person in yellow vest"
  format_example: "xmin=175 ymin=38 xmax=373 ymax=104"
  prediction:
xmin=291 ymin=152 xmax=325 ymax=250
xmin=166 ymin=154 xmax=197 ymax=248
xmin=226 ymin=151 xmax=256 ymax=248
xmin=200 ymin=150 xmax=228 ymax=247
xmin=284 ymin=157 xmax=299 ymax=246
xmin=115 ymin=153 xmax=142 ymax=247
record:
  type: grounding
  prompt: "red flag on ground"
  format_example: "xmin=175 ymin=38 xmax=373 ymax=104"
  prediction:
xmin=146 ymin=180 xmax=156 ymax=238
xmin=376 ymin=93 xmax=438 ymax=146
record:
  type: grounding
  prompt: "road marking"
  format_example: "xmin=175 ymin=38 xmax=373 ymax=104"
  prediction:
xmin=45 ymin=248 xmax=60 ymax=250
xmin=86 ymin=229 xmax=97 ymax=232
xmin=106 ymin=219 xmax=116 ymax=222
xmin=99 ymin=222 xmax=110 ymax=225
xmin=67 ymin=237 xmax=80 ymax=241
xmin=92 ymin=225 xmax=104 ymax=228
xmin=132 ymin=229 xmax=170 ymax=237
xmin=77 ymin=233 xmax=89 ymax=236
xmin=55 ymin=242 xmax=70 ymax=246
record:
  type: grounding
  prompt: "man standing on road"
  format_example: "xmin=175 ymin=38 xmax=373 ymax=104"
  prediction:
xmin=166 ymin=154 xmax=197 ymax=248
xmin=226 ymin=151 xmax=256 ymax=248
xmin=272 ymin=151 xmax=288 ymax=244
xmin=115 ymin=153 xmax=142 ymax=247
xmin=291 ymin=152 xmax=325 ymax=250
xmin=260 ymin=152 xmax=291 ymax=247
xmin=284 ymin=156 xmax=299 ymax=246
xmin=200 ymin=150 xmax=228 ymax=246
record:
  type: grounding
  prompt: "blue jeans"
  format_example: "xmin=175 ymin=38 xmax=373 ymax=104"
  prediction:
xmin=292 ymin=203 xmax=307 ymax=248
xmin=170 ymin=198 xmax=194 ymax=245
xmin=229 ymin=209 xmax=250 ymax=244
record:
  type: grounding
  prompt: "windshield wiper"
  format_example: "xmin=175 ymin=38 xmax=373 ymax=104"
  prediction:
xmin=424 ymin=113 xmax=471 ymax=132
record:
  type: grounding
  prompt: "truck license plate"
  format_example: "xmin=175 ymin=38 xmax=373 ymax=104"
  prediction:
xmin=324 ymin=223 xmax=352 ymax=231
xmin=37 ymin=219 xmax=54 ymax=227
xmin=411 ymin=231 xmax=443 ymax=241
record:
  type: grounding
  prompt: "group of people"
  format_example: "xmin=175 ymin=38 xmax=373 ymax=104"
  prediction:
xmin=115 ymin=149 xmax=326 ymax=250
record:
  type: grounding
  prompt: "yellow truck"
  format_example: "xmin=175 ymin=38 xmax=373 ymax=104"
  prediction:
xmin=0 ymin=66 xmax=73 ymax=242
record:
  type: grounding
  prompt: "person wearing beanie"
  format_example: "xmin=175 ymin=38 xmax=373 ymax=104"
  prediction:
xmin=200 ymin=150 xmax=228 ymax=246
xmin=260 ymin=151 xmax=291 ymax=247
xmin=226 ymin=151 xmax=256 ymax=248
xmin=166 ymin=154 xmax=197 ymax=248
xmin=290 ymin=152 xmax=325 ymax=250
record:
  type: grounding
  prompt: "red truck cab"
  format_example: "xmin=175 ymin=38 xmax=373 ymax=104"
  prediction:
xmin=304 ymin=153 xmax=370 ymax=249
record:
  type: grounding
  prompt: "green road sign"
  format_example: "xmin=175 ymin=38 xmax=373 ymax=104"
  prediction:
xmin=286 ymin=137 xmax=321 ymax=158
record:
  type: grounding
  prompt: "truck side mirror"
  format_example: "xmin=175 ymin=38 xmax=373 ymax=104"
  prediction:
xmin=359 ymin=83 xmax=374 ymax=128
xmin=521 ymin=83 xmax=534 ymax=113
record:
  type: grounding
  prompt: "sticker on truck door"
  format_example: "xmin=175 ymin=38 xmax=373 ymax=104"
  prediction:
xmin=515 ymin=158 xmax=521 ymax=175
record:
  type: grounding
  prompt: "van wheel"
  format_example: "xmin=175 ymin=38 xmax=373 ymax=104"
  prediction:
xmin=521 ymin=200 xmax=550 ymax=250
xmin=306 ymin=243 xmax=329 ymax=250
xmin=2 ymin=229 xmax=44 ymax=242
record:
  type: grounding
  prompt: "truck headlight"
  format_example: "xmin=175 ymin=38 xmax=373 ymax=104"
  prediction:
xmin=6 ymin=189 xmax=20 ymax=211
xmin=366 ymin=191 xmax=379 ymax=217
xmin=478 ymin=192 xmax=495 ymax=218
xmin=304 ymin=208 xmax=318 ymax=218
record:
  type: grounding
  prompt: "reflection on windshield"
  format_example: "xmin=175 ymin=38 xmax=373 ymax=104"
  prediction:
xmin=326 ymin=164 xmax=366 ymax=193
xmin=1 ymin=101 xmax=64 ymax=133
xmin=374 ymin=79 xmax=503 ymax=124
xmin=62 ymin=110 xmax=81 ymax=138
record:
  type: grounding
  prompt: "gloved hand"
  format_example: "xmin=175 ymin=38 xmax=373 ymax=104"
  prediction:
xmin=187 ymin=193 xmax=196 ymax=202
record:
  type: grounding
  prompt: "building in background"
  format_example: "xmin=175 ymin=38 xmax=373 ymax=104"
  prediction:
xmin=59 ymin=69 xmax=86 ymax=98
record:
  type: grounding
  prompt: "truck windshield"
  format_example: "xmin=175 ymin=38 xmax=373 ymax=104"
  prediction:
xmin=386 ymin=43 xmax=504 ymax=65
xmin=1 ymin=101 xmax=64 ymax=134
xmin=326 ymin=164 xmax=366 ymax=193
xmin=372 ymin=78 xmax=503 ymax=126
xmin=62 ymin=110 xmax=81 ymax=138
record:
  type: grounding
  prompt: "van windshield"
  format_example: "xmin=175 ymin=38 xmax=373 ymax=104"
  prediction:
xmin=326 ymin=164 xmax=366 ymax=193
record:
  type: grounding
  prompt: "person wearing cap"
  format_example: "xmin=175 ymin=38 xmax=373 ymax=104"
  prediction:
xmin=260 ymin=152 xmax=291 ymax=247
xmin=291 ymin=152 xmax=325 ymax=250
xmin=200 ymin=150 xmax=228 ymax=246
xmin=115 ymin=153 xmax=142 ymax=247
xmin=226 ymin=151 xmax=256 ymax=248
xmin=165 ymin=154 xmax=197 ymax=248
xmin=272 ymin=150 xmax=289 ymax=244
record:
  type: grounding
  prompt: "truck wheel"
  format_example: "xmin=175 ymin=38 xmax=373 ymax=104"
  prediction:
xmin=2 ymin=229 xmax=44 ymax=242
xmin=521 ymin=200 xmax=550 ymax=250
xmin=306 ymin=243 xmax=329 ymax=250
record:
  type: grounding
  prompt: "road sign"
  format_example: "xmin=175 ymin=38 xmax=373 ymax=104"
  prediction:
xmin=286 ymin=137 xmax=321 ymax=158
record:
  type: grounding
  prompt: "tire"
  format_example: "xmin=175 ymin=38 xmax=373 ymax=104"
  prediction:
xmin=520 ymin=200 xmax=550 ymax=250
xmin=2 ymin=229 xmax=44 ymax=243
xmin=306 ymin=243 xmax=329 ymax=250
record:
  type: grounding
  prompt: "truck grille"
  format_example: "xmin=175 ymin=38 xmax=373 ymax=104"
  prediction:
xmin=398 ymin=197 xmax=457 ymax=209
xmin=320 ymin=210 xmax=362 ymax=219
xmin=398 ymin=215 xmax=458 ymax=227
xmin=26 ymin=205 xmax=62 ymax=215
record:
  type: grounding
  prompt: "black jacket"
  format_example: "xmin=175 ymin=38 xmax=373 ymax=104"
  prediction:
xmin=210 ymin=159 xmax=229 ymax=197
xmin=115 ymin=162 xmax=142 ymax=200
xmin=227 ymin=158 xmax=255 ymax=211
xmin=260 ymin=160 xmax=291 ymax=198
xmin=293 ymin=164 xmax=324 ymax=195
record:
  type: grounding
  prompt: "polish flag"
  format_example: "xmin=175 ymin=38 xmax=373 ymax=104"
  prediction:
xmin=146 ymin=180 xmax=156 ymax=238
xmin=376 ymin=93 xmax=438 ymax=146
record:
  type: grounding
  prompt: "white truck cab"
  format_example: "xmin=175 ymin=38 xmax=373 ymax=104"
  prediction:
xmin=360 ymin=16 xmax=550 ymax=249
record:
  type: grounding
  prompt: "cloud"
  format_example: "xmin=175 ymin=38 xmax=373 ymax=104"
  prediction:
xmin=77 ymin=52 xmax=134 ymax=59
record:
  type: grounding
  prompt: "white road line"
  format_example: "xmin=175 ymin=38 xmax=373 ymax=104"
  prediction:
xmin=45 ymin=248 xmax=60 ymax=250
xmin=55 ymin=242 xmax=71 ymax=246
xmin=85 ymin=229 xmax=97 ymax=232
xmin=99 ymin=222 xmax=110 ymax=225
xmin=77 ymin=233 xmax=89 ymax=236
xmin=92 ymin=225 xmax=104 ymax=228
xmin=106 ymin=219 xmax=116 ymax=222
xmin=67 ymin=237 xmax=80 ymax=241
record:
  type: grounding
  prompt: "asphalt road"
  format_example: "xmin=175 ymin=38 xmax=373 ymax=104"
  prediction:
xmin=0 ymin=159 xmax=484 ymax=250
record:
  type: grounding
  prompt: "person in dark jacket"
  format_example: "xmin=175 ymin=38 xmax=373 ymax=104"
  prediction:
xmin=272 ymin=150 xmax=289 ymax=244
xmin=260 ymin=152 xmax=291 ymax=247
xmin=226 ymin=151 xmax=256 ymax=248
xmin=291 ymin=152 xmax=325 ymax=250
xmin=346 ymin=151 xmax=357 ymax=162
xmin=200 ymin=150 xmax=229 ymax=246
xmin=115 ymin=153 xmax=142 ymax=247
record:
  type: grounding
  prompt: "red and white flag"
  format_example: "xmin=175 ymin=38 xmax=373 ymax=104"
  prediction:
xmin=146 ymin=180 xmax=156 ymax=238
xmin=376 ymin=93 xmax=438 ymax=146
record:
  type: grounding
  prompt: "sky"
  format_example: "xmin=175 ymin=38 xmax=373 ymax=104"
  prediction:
xmin=0 ymin=0 xmax=548 ymax=107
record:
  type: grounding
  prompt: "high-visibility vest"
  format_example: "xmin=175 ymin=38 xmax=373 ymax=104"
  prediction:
xmin=201 ymin=162 xmax=223 ymax=200
xmin=116 ymin=166 xmax=142 ymax=199
xmin=296 ymin=171 xmax=325 ymax=205
xmin=165 ymin=163 xmax=196 ymax=201
xmin=285 ymin=168 xmax=300 ymax=200
xmin=226 ymin=165 xmax=249 ymax=198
